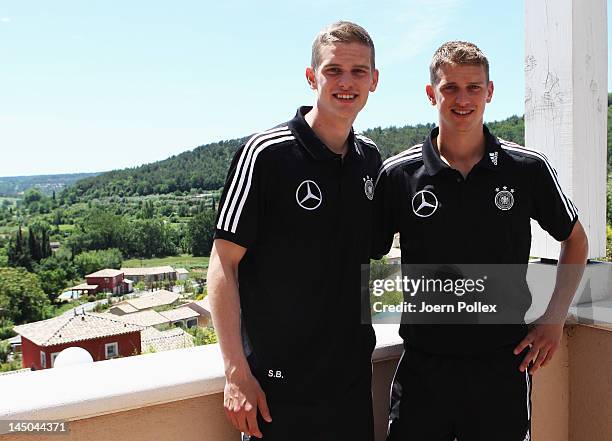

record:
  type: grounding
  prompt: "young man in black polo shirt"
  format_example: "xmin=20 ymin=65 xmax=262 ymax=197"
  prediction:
xmin=207 ymin=22 xmax=381 ymax=440
xmin=373 ymin=41 xmax=588 ymax=441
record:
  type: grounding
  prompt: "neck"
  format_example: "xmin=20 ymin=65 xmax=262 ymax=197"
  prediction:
xmin=304 ymin=106 xmax=354 ymax=156
xmin=435 ymin=124 xmax=486 ymax=177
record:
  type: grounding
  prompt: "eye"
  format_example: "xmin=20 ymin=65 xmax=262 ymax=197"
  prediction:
xmin=468 ymin=85 xmax=481 ymax=91
xmin=325 ymin=67 xmax=341 ymax=75
xmin=352 ymin=68 xmax=368 ymax=76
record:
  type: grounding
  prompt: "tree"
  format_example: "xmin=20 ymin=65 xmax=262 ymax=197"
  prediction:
xmin=0 ymin=340 xmax=11 ymax=364
xmin=186 ymin=326 xmax=218 ymax=346
xmin=140 ymin=199 xmax=155 ymax=219
xmin=0 ymin=318 xmax=15 ymax=340
xmin=74 ymin=248 xmax=123 ymax=277
xmin=23 ymin=188 xmax=43 ymax=205
xmin=7 ymin=226 xmax=32 ymax=270
xmin=0 ymin=267 xmax=50 ymax=325
xmin=34 ymin=253 xmax=78 ymax=300
xmin=79 ymin=208 xmax=127 ymax=252
xmin=52 ymin=208 xmax=64 ymax=226
xmin=186 ymin=210 xmax=216 ymax=256
xmin=0 ymin=247 xmax=8 ymax=267
xmin=22 ymin=188 xmax=52 ymax=214
xmin=124 ymin=219 xmax=177 ymax=258
xmin=0 ymin=352 xmax=22 ymax=373
xmin=27 ymin=220 xmax=52 ymax=263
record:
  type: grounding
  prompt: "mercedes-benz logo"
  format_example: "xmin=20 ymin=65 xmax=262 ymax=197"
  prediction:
xmin=296 ymin=180 xmax=323 ymax=210
xmin=412 ymin=189 xmax=439 ymax=217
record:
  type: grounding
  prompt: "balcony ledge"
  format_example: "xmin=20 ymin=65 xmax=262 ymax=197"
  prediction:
xmin=0 ymin=325 xmax=403 ymax=432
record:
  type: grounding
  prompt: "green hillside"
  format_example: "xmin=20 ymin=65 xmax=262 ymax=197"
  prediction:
xmin=363 ymin=114 xmax=525 ymax=159
xmin=61 ymin=139 xmax=243 ymax=202
xmin=61 ymin=115 xmax=527 ymax=202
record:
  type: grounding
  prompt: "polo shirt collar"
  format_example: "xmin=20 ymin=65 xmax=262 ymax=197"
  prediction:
xmin=288 ymin=106 xmax=363 ymax=162
xmin=423 ymin=124 xmax=503 ymax=176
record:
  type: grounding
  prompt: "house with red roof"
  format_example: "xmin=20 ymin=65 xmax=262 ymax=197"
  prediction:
xmin=13 ymin=312 xmax=143 ymax=370
xmin=85 ymin=269 xmax=130 ymax=295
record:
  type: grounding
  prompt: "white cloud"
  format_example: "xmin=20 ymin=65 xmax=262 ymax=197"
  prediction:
xmin=0 ymin=17 xmax=11 ymax=23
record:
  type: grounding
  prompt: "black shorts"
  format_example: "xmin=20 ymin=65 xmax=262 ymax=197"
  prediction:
xmin=387 ymin=346 xmax=532 ymax=441
xmin=242 ymin=369 xmax=374 ymax=441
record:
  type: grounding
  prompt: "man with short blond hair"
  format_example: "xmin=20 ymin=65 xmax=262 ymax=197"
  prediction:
xmin=311 ymin=21 xmax=376 ymax=70
xmin=374 ymin=41 xmax=587 ymax=441
xmin=429 ymin=40 xmax=489 ymax=84
xmin=208 ymin=21 xmax=381 ymax=440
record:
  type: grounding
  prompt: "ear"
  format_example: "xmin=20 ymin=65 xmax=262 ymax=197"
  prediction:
xmin=369 ymin=68 xmax=380 ymax=92
xmin=305 ymin=67 xmax=317 ymax=90
xmin=425 ymin=84 xmax=436 ymax=105
xmin=486 ymin=80 xmax=494 ymax=103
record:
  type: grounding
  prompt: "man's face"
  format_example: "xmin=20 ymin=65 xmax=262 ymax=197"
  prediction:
xmin=426 ymin=63 xmax=493 ymax=134
xmin=306 ymin=42 xmax=379 ymax=121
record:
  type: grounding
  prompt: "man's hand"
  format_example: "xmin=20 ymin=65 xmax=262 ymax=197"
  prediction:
xmin=208 ymin=240 xmax=272 ymax=436
xmin=224 ymin=365 xmax=272 ymax=438
xmin=514 ymin=321 xmax=564 ymax=374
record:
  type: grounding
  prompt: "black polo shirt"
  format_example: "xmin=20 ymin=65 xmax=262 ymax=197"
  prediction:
xmin=373 ymin=125 xmax=578 ymax=354
xmin=215 ymin=106 xmax=382 ymax=401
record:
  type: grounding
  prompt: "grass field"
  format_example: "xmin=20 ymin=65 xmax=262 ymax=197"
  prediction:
xmin=51 ymin=300 xmax=87 ymax=317
xmin=122 ymin=254 xmax=209 ymax=270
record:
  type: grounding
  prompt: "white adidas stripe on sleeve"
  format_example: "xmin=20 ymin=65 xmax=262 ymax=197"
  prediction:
xmin=217 ymin=126 xmax=292 ymax=232
xmin=499 ymin=140 xmax=577 ymax=221
xmin=356 ymin=134 xmax=380 ymax=151
xmin=375 ymin=145 xmax=423 ymax=188
xmin=229 ymin=134 xmax=294 ymax=233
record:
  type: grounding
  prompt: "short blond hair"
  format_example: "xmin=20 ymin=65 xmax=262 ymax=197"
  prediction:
xmin=430 ymin=41 xmax=489 ymax=85
xmin=311 ymin=21 xmax=375 ymax=70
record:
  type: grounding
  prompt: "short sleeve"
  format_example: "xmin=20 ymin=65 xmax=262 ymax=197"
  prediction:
xmin=371 ymin=165 xmax=397 ymax=259
xmin=531 ymin=157 xmax=578 ymax=241
xmin=214 ymin=144 xmax=264 ymax=248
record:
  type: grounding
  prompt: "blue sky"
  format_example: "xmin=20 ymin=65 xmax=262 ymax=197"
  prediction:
xmin=0 ymin=1 xmax=608 ymax=176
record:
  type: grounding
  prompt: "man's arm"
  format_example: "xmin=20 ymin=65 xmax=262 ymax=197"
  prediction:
xmin=207 ymin=239 xmax=271 ymax=437
xmin=371 ymin=164 xmax=396 ymax=260
xmin=514 ymin=220 xmax=588 ymax=373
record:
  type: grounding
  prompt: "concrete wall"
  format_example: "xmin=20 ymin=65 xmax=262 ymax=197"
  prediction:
xmin=532 ymin=328 xmax=570 ymax=441
xmin=531 ymin=325 xmax=612 ymax=441
xmin=0 ymin=394 xmax=237 ymax=441
xmin=568 ymin=325 xmax=612 ymax=441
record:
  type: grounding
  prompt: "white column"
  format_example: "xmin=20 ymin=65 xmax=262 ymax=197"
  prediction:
xmin=525 ymin=0 xmax=607 ymax=259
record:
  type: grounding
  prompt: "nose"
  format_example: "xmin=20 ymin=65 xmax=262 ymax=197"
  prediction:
xmin=338 ymin=71 xmax=352 ymax=89
xmin=456 ymin=88 xmax=470 ymax=106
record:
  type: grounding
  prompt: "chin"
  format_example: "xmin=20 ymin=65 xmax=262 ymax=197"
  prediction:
xmin=333 ymin=106 xmax=361 ymax=120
